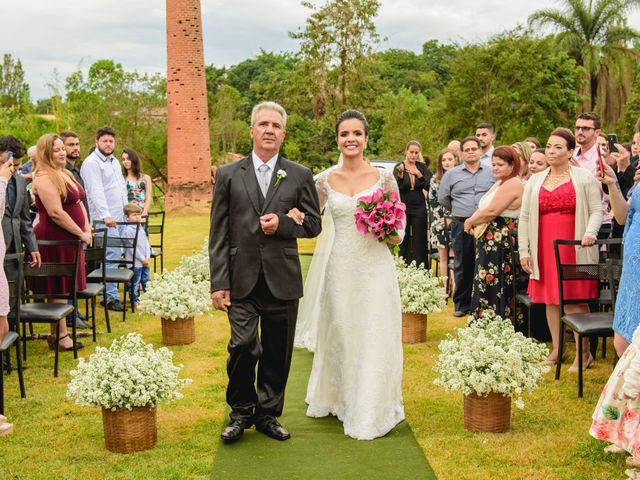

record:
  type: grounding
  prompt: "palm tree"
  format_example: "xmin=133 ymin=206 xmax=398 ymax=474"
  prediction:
xmin=528 ymin=0 xmax=640 ymax=127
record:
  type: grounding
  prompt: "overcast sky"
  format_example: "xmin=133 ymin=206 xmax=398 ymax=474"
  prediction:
xmin=3 ymin=0 xmax=640 ymax=101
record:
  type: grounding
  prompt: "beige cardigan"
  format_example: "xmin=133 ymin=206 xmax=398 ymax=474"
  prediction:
xmin=518 ymin=165 xmax=603 ymax=280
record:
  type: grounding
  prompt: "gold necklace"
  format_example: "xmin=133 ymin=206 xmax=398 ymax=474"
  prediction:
xmin=544 ymin=168 xmax=570 ymax=189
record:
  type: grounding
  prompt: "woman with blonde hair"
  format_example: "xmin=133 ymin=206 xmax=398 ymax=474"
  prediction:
xmin=428 ymin=148 xmax=459 ymax=289
xmin=513 ymin=141 xmax=533 ymax=178
xmin=31 ymin=134 xmax=92 ymax=352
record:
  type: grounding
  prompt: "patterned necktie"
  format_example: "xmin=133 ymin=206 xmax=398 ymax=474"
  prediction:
xmin=258 ymin=164 xmax=270 ymax=197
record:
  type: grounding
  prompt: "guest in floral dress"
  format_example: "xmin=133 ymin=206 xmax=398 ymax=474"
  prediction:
xmin=463 ymin=146 xmax=522 ymax=319
xmin=122 ymin=148 xmax=152 ymax=215
xmin=428 ymin=148 xmax=459 ymax=289
xmin=590 ymin=323 xmax=640 ymax=478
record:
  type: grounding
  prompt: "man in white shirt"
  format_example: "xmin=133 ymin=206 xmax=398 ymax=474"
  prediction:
xmin=573 ymin=112 xmax=612 ymax=238
xmin=476 ymin=123 xmax=496 ymax=167
xmin=80 ymin=126 xmax=128 ymax=311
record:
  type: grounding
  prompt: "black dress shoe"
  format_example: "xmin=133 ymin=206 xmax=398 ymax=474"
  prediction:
xmin=221 ymin=418 xmax=252 ymax=443
xmin=66 ymin=316 xmax=92 ymax=330
xmin=107 ymin=300 xmax=124 ymax=312
xmin=255 ymin=416 xmax=290 ymax=441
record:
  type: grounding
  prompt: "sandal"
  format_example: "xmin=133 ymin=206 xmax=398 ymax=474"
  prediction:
xmin=627 ymin=457 xmax=640 ymax=468
xmin=47 ymin=334 xmax=84 ymax=352
xmin=605 ymin=444 xmax=626 ymax=454
xmin=625 ymin=468 xmax=640 ymax=479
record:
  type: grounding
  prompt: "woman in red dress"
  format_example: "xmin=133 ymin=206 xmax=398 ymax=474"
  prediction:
xmin=31 ymin=134 xmax=93 ymax=351
xmin=518 ymin=128 xmax=603 ymax=372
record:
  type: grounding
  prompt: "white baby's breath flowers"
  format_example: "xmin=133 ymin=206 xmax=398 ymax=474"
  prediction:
xmin=175 ymin=239 xmax=210 ymax=283
xmin=433 ymin=312 xmax=549 ymax=409
xmin=138 ymin=269 xmax=211 ymax=321
xmin=66 ymin=333 xmax=191 ymax=411
xmin=395 ymin=257 xmax=447 ymax=315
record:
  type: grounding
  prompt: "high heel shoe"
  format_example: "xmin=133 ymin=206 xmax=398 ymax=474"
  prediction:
xmin=542 ymin=351 xmax=567 ymax=365
xmin=47 ymin=334 xmax=84 ymax=352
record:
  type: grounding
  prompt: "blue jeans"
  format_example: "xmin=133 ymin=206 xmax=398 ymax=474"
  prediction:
xmin=105 ymin=225 xmax=124 ymax=303
xmin=129 ymin=266 xmax=150 ymax=303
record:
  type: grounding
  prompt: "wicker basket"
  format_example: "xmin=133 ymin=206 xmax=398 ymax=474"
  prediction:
xmin=161 ymin=316 xmax=195 ymax=345
xmin=402 ymin=312 xmax=427 ymax=344
xmin=102 ymin=406 xmax=157 ymax=453
xmin=463 ymin=392 xmax=511 ymax=433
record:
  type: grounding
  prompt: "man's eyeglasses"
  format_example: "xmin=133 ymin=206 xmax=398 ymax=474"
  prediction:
xmin=463 ymin=147 xmax=479 ymax=153
xmin=575 ymin=126 xmax=595 ymax=131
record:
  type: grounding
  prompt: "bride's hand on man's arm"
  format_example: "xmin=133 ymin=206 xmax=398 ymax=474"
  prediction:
xmin=286 ymin=208 xmax=305 ymax=225
xmin=386 ymin=234 xmax=402 ymax=245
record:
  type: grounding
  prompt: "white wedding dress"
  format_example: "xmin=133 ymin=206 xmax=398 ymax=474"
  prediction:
xmin=302 ymin=168 xmax=405 ymax=440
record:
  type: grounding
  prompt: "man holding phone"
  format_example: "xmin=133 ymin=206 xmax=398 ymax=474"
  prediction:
xmin=574 ymin=112 xmax=612 ymax=239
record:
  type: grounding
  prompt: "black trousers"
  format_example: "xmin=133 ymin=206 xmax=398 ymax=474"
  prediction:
xmin=226 ymin=273 xmax=299 ymax=421
xmin=399 ymin=208 xmax=428 ymax=268
xmin=451 ymin=218 xmax=475 ymax=313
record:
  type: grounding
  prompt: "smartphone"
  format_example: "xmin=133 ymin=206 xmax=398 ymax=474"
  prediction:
xmin=4 ymin=151 xmax=13 ymax=163
xmin=596 ymin=146 xmax=605 ymax=177
xmin=608 ymin=133 xmax=618 ymax=153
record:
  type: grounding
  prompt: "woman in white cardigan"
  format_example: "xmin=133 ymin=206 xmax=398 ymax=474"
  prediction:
xmin=518 ymin=128 xmax=603 ymax=372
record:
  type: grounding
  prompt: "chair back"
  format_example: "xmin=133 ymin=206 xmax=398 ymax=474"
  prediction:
xmin=4 ymin=252 xmax=23 ymax=328
xmin=85 ymin=228 xmax=107 ymax=272
xmin=24 ymin=240 xmax=81 ymax=306
xmin=145 ymin=211 xmax=165 ymax=252
xmin=93 ymin=221 xmax=141 ymax=270
xmin=606 ymin=257 xmax=624 ymax=311
xmin=553 ymin=239 xmax=611 ymax=314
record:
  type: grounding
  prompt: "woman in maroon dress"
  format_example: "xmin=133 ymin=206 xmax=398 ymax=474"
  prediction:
xmin=518 ymin=128 xmax=603 ymax=372
xmin=31 ymin=134 xmax=92 ymax=351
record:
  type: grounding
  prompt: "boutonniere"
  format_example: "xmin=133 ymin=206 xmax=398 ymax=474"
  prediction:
xmin=275 ymin=169 xmax=287 ymax=186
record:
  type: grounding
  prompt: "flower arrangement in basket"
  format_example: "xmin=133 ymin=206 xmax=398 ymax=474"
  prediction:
xmin=175 ymin=238 xmax=209 ymax=283
xmin=395 ymin=257 xmax=447 ymax=343
xmin=433 ymin=312 xmax=549 ymax=432
xmin=354 ymin=188 xmax=406 ymax=254
xmin=138 ymin=269 xmax=211 ymax=345
xmin=66 ymin=333 xmax=191 ymax=453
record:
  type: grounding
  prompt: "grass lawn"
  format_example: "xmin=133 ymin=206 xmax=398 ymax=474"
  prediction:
xmin=2 ymin=213 xmax=625 ymax=479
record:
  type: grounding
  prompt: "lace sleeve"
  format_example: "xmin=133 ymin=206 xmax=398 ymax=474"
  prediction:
xmin=382 ymin=170 xmax=405 ymax=243
xmin=315 ymin=171 xmax=329 ymax=211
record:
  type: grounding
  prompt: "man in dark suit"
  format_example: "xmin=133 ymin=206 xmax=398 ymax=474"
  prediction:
xmin=0 ymin=136 xmax=40 ymax=272
xmin=209 ymin=101 xmax=321 ymax=443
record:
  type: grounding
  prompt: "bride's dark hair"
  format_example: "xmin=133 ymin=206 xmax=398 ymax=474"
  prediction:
xmin=335 ymin=109 xmax=369 ymax=136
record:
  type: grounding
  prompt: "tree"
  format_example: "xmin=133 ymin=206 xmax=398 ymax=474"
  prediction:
xmin=209 ymin=85 xmax=250 ymax=158
xmin=528 ymin=0 xmax=640 ymax=127
xmin=64 ymin=59 xmax=167 ymax=180
xmin=0 ymin=53 xmax=31 ymax=109
xmin=290 ymin=0 xmax=382 ymax=117
xmin=431 ymin=30 xmax=583 ymax=147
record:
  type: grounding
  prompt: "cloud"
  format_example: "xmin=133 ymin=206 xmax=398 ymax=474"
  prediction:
xmin=2 ymin=0 xmax=639 ymax=100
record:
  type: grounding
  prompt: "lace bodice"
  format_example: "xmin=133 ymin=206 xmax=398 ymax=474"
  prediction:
xmin=539 ymin=180 xmax=576 ymax=216
xmin=315 ymin=168 xmax=406 ymax=246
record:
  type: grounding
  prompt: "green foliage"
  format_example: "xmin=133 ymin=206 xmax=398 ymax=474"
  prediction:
xmin=0 ymin=53 xmax=30 ymax=110
xmin=528 ymin=0 xmax=640 ymax=127
xmin=433 ymin=30 xmax=583 ymax=145
xmin=63 ymin=59 xmax=167 ymax=180
xmin=617 ymin=72 xmax=640 ymax=140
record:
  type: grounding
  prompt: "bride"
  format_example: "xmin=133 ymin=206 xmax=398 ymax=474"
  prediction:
xmin=298 ymin=109 xmax=405 ymax=440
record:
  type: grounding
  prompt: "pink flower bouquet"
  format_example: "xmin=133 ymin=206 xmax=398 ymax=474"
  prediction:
xmin=354 ymin=188 xmax=406 ymax=253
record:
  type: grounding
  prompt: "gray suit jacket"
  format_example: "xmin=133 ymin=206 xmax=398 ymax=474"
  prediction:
xmin=209 ymin=154 xmax=321 ymax=300
xmin=3 ymin=173 xmax=37 ymax=255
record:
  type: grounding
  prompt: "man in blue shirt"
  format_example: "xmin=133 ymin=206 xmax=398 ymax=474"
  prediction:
xmin=438 ymin=136 xmax=495 ymax=316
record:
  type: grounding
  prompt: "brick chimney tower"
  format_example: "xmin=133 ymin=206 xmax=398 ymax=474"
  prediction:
xmin=165 ymin=0 xmax=212 ymax=211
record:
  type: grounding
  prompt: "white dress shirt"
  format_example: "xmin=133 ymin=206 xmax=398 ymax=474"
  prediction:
xmin=252 ymin=151 xmax=279 ymax=189
xmin=80 ymin=149 xmax=128 ymax=222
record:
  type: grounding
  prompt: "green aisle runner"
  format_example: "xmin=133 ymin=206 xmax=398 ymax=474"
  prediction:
xmin=211 ymin=349 xmax=436 ymax=480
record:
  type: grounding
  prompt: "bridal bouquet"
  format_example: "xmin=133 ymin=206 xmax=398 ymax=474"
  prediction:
xmin=354 ymin=188 xmax=406 ymax=253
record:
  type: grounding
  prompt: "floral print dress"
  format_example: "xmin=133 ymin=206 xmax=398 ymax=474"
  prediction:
xmin=591 ymin=325 xmax=640 ymax=456
xmin=470 ymin=187 xmax=519 ymax=320
xmin=428 ymin=176 xmax=450 ymax=249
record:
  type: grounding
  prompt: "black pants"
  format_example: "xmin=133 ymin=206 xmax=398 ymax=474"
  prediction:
xmin=399 ymin=208 xmax=428 ymax=268
xmin=451 ymin=219 xmax=475 ymax=313
xmin=226 ymin=273 xmax=298 ymax=421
